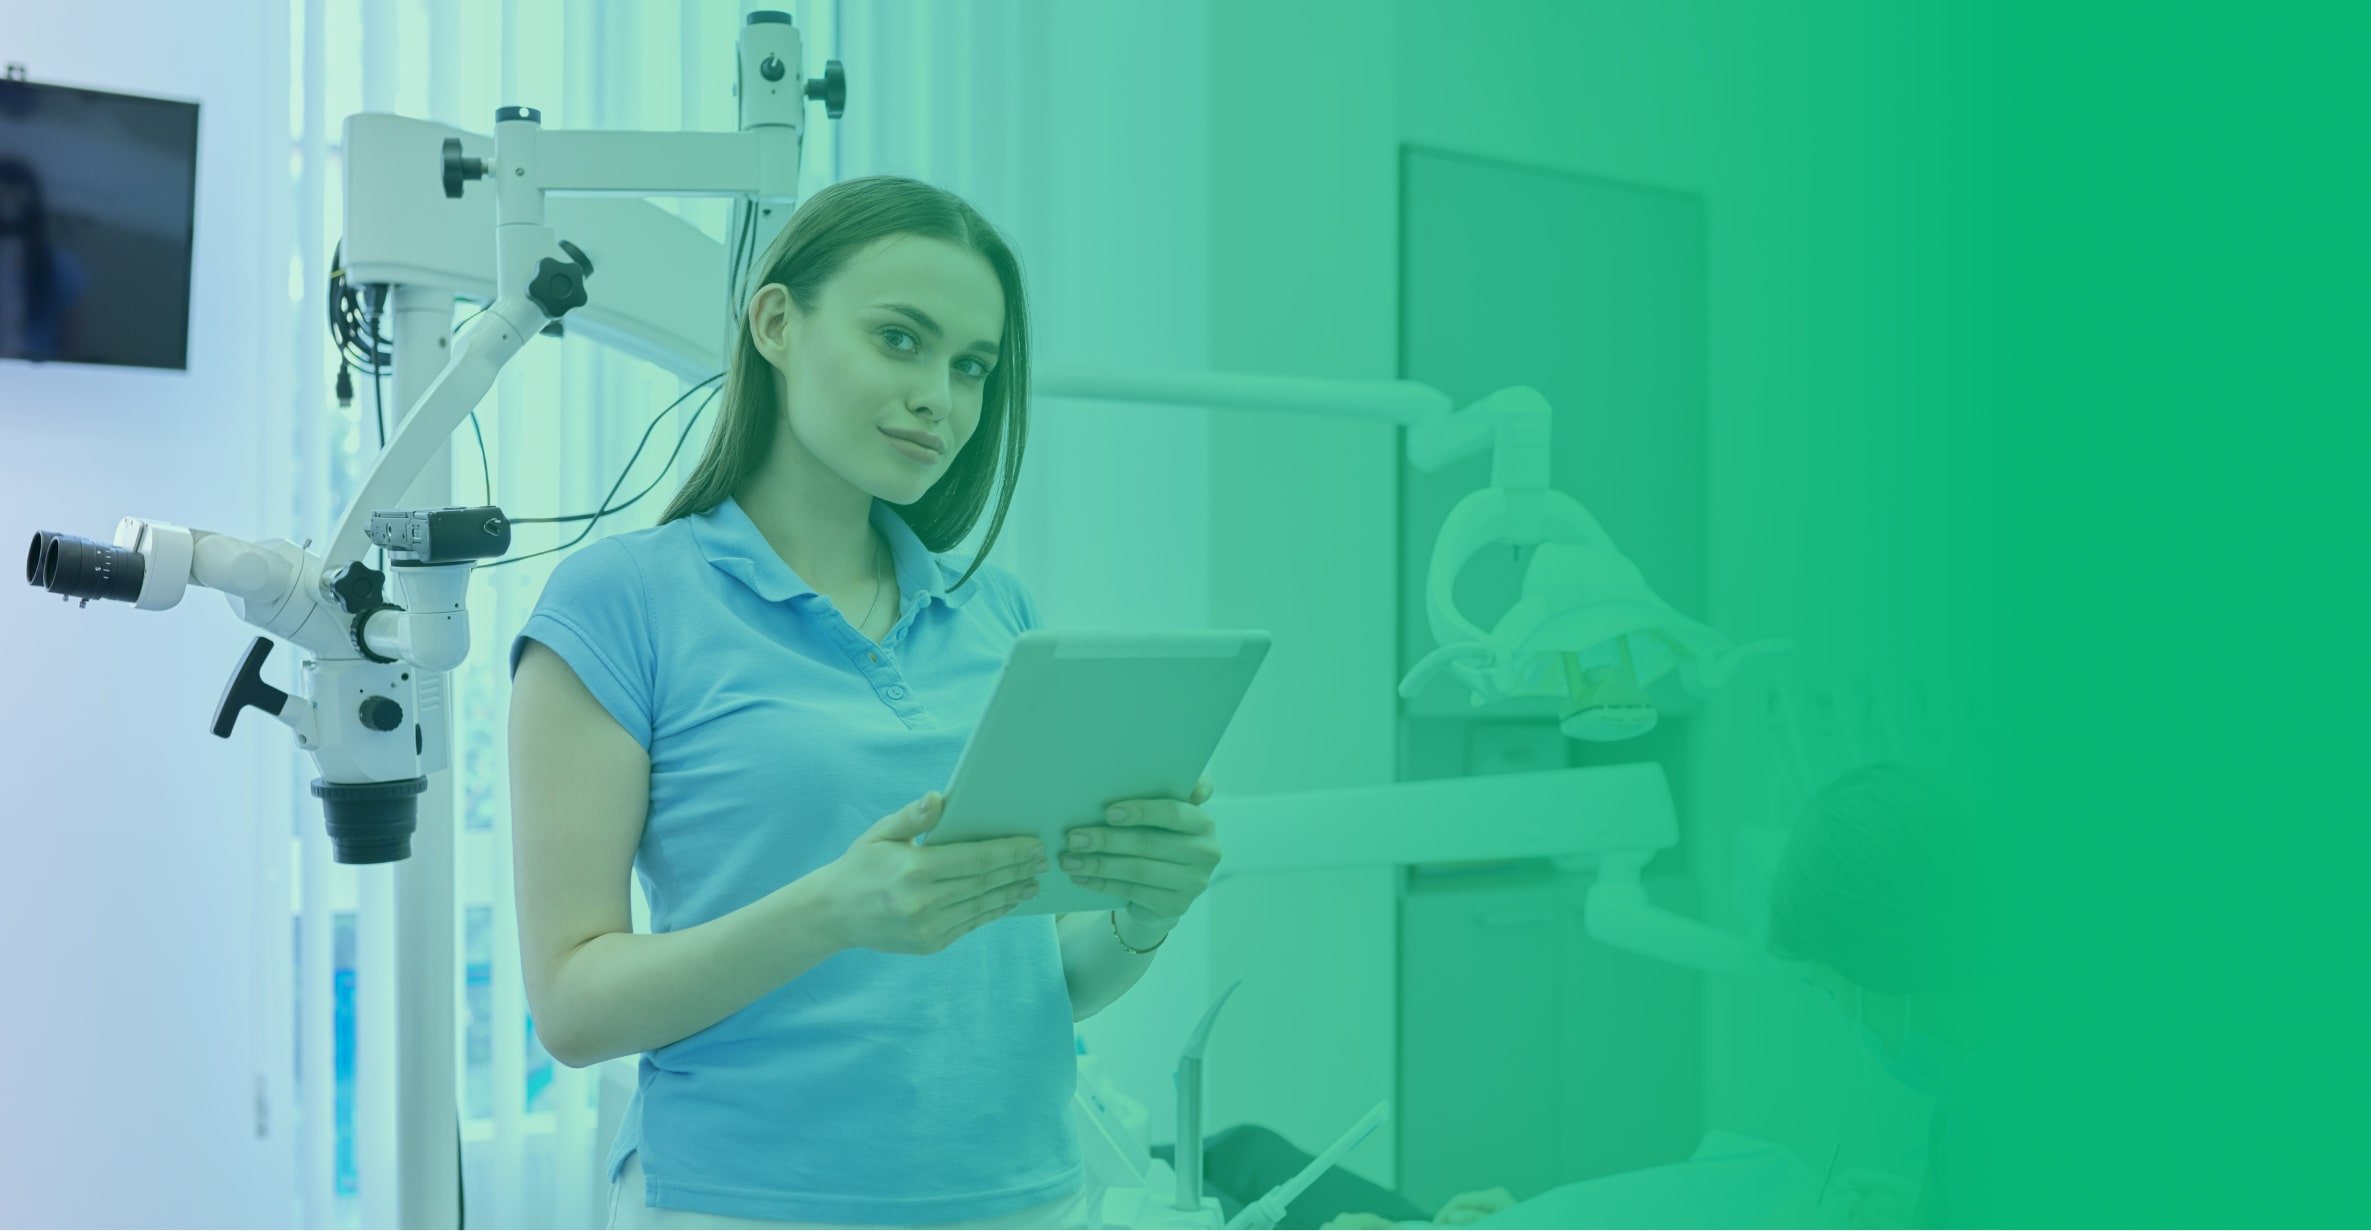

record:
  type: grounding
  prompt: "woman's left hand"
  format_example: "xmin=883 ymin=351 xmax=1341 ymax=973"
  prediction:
xmin=1063 ymin=774 xmax=1219 ymax=935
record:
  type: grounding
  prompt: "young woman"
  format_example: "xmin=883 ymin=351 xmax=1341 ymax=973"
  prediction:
xmin=1769 ymin=763 xmax=1996 ymax=1228
xmin=1317 ymin=764 xmax=1995 ymax=1231
xmin=507 ymin=176 xmax=1222 ymax=1229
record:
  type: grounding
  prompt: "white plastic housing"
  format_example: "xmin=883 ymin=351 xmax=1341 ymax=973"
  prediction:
xmin=113 ymin=517 xmax=192 ymax=611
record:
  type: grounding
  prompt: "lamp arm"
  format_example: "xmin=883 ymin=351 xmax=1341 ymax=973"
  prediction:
xmin=1585 ymin=854 xmax=1770 ymax=975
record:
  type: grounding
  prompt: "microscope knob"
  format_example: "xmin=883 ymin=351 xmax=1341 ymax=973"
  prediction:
xmin=759 ymin=53 xmax=786 ymax=83
xmin=440 ymin=137 xmax=486 ymax=199
xmin=557 ymin=239 xmax=594 ymax=278
xmin=358 ymin=695 xmax=406 ymax=733
xmin=326 ymin=560 xmax=385 ymax=615
xmin=806 ymin=61 xmax=847 ymax=118
xmin=528 ymin=254 xmax=591 ymax=319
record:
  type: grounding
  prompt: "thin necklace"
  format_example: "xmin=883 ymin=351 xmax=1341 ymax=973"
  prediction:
xmin=854 ymin=539 xmax=889 ymax=635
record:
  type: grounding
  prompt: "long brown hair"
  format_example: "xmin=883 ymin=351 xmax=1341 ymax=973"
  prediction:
xmin=660 ymin=176 xmax=1029 ymax=592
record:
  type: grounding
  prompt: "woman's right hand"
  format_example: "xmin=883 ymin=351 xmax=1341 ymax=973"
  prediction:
xmin=1433 ymin=1186 xmax=1518 ymax=1225
xmin=813 ymin=792 xmax=1050 ymax=955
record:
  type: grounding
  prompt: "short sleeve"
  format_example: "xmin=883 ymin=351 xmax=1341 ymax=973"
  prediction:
xmin=1005 ymin=568 xmax=1043 ymax=633
xmin=510 ymin=538 xmax=656 ymax=750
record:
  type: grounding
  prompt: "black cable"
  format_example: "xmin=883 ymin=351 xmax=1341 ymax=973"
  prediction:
xmin=369 ymin=322 xmax=387 ymax=451
xmin=723 ymin=200 xmax=739 ymax=321
xmin=468 ymin=412 xmax=492 ymax=507
xmin=724 ymin=196 xmax=761 ymax=326
xmin=484 ymin=383 xmax=718 ymax=571
xmin=328 ymin=246 xmax=395 ymax=570
xmin=716 ymin=202 xmax=733 ymax=323
xmin=506 ymin=373 xmax=722 ymax=525
xmin=742 ymin=201 xmax=759 ymax=301
xmin=451 ymin=301 xmax=495 ymax=508
xmin=350 ymin=284 xmax=507 ymax=562
xmin=330 ymin=248 xmax=708 ymax=569
xmin=744 ymin=199 xmax=762 ymax=290
xmin=586 ymin=380 xmax=722 ymax=516
xmin=328 ymin=241 xmax=393 ymax=375
xmin=724 ymin=198 xmax=748 ymax=324
xmin=480 ymin=374 xmax=724 ymax=572
xmin=369 ymin=319 xmax=387 ymax=573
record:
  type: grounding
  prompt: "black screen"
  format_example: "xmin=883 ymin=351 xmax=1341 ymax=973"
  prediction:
xmin=0 ymin=78 xmax=199 ymax=370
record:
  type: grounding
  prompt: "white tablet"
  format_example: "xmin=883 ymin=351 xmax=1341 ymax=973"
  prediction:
xmin=922 ymin=629 xmax=1272 ymax=915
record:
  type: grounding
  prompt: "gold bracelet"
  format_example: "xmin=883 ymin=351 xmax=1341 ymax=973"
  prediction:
xmin=1110 ymin=908 xmax=1168 ymax=954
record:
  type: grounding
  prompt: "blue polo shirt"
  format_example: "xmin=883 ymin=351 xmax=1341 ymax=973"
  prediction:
xmin=508 ymin=494 xmax=1081 ymax=1225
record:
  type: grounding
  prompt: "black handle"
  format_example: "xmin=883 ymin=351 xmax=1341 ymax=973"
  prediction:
xmin=528 ymin=253 xmax=591 ymax=320
xmin=806 ymin=61 xmax=846 ymax=118
xmin=441 ymin=137 xmax=485 ymax=199
xmin=212 ymin=636 xmax=291 ymax=739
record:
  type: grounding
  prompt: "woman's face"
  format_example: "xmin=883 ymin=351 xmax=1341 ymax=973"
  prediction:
xmin=751 ymin=233 xmax=1005 ymax=507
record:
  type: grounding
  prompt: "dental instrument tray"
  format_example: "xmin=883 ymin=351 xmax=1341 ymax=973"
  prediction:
xmin=921 ymin=629 xmax=1271 ymax=915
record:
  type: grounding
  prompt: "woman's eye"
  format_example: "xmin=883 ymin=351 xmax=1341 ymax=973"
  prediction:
xmin=955 ymin=357 xmax=992 ymax=380
xmin=880 ymin=327 xmax=918 ymax=353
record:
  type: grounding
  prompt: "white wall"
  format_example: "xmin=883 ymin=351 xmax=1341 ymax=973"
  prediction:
xmin=0 ymin=1 xmax=297 ymax=1225
xmin=1196 ymin=0 xmax=1406 ymax=1186
xmin=1396 ymin=0 xmax=1973 ymax=1166
xmin=1098 ymin=0 xmax=1969 ymax=1193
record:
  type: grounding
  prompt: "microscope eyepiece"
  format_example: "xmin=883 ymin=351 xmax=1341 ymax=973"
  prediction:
xmin=26 ymin=531 xmax=144 ymax=605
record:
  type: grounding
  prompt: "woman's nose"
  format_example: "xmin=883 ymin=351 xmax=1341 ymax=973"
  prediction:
xmin=919 ymin=369 xmax=957 ymax=414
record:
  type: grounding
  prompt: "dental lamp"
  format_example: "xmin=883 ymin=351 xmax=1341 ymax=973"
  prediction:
xmin=18 ymin=12 xmax=1768 ymax=1227
xmin=1038 ymin=372 xmax=1777 ymax=738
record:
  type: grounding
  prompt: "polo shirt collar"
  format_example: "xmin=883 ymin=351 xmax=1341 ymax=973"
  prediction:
xmin=692 ymin=494 xmax=978 ymax=610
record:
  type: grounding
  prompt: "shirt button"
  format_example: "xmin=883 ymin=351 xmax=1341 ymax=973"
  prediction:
xmin=868 ymin=653 xmax=878 ymax=663
xmin=885 ymin=685 xmax=907 ymax=701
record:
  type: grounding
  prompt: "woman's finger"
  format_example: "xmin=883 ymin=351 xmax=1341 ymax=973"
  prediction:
xmin=923 ymin=864 xmax=1040 ymax=913
xmin=1104 ymin=798 xmax=1214 ymax=835
xmin=1065 ymin=824 xmax=1218 ymax=863
xmin=931 ymin=898 xmax=1021 ymax=951
xmin=1062 ymin=852 xmax=1204 ymax=891
xmin=1067 ymin=875 xmax=1193 ymax=918
xmin=931 ymin=876 xmax=1039 ymax=936
xmin=919 ymin=835 xmax=1046 ymax=882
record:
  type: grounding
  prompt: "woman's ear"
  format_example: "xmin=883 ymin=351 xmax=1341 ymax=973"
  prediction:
xmin=747 ymin=283 xmax=795 ymax=370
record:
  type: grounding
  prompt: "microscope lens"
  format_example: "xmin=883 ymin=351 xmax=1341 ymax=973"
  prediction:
xmin=26 ymin=531 xmax=53 ymax=586
xmin=25 ymin=532 xmax=145 ymax=605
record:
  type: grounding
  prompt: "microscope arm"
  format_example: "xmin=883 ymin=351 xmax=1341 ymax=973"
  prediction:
xmin=100 ymin=289 xmax=544 ymax=705
xmin=71 ymin=287 xmax=550 ymax=791
xmin=321 ymin=292 xmax=548 ymax=574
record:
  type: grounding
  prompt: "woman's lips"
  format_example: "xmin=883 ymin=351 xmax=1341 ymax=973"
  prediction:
xmin=881 ymin=427 xmax=943 ymax=463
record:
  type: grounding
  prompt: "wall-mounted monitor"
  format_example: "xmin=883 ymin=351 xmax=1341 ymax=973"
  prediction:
xmin=0 ymin=75 xmax=199 ymax=370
